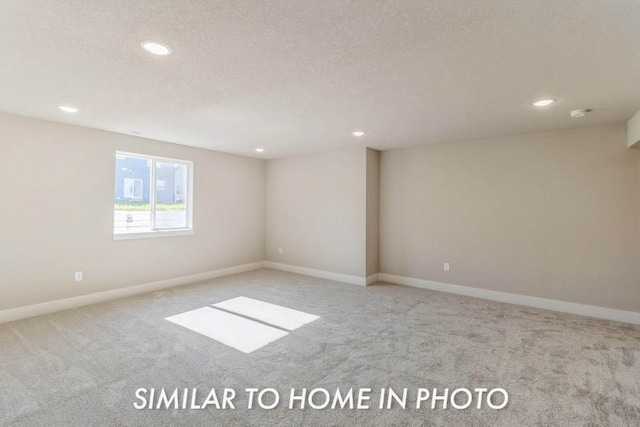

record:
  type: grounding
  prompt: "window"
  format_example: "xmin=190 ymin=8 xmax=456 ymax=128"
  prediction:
xmin=114 ymin=152 xmax=193 ymax=239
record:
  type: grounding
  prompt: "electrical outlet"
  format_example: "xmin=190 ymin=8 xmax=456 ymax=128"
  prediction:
xmin=75 ymin=271 xmax=83 ymax=281
xmin=443 ymin=263 xmax=450 ymax=272
xmin=278 ymin=247 xmax=283 ymax=255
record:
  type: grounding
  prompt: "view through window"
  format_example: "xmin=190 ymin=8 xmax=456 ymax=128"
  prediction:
xmin=114 ymin=152 xmax=193 ymax=237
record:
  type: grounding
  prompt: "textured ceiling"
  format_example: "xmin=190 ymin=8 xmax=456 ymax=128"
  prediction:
xmin=1 ymin=1 xmax=639 ymax=158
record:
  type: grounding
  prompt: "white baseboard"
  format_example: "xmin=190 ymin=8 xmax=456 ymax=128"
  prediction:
xmin=0 ymin=261 xmax=265 ymax=324
xmin=265 ymin=261 xmax=367 ymax=286
xmin=6 ymin=263 xmax=636 ymax=326
xmin=378 ymin=273 xmax=640 ymax=325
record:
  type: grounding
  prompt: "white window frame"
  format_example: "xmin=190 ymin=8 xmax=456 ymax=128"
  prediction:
xmin=114 ymin=151 xmax=194 ymax=240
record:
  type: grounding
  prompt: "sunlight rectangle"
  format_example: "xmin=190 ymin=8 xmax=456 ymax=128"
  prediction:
xmin=165 ymin=307 xmax=288 ymax=353
xmin=212 ymin=296 xmax=319 ymax=331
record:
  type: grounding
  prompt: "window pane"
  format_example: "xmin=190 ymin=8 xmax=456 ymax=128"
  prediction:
xmin=114 ymin=154 xmax=152 ymax=233
xmin=154 ymin=161 xmax=188 ymax=230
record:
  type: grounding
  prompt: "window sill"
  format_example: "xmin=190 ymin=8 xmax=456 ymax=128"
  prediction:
xmin=113 ymin=229 xmax=193 ymax=241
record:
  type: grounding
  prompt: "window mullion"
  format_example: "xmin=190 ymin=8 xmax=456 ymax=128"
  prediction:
xmin=150 ymin=159 xmax=157 ymax=231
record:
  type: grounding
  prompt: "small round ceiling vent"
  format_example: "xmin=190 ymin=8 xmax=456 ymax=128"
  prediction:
xmin=570 ymin=109 xmax=591 ymax=118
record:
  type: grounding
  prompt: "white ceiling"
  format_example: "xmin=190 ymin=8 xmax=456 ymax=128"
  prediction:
xmin=1 ymin=1 xmax=639 ymax=158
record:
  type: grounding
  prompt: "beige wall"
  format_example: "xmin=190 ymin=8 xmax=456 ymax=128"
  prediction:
xmin=266 ymin=148 xmax=367 ymax=278
xmin=366 ymin=148 xmax=380 ymax=277
xmin=3 ymin=112 xmax=638 ymax=315
xmin=380 ymin=123 xmax=640 ymax=312
xmin=628 ymin=110 xmax=640 ymax=148
xmin=0 ymin=113 xmax=265 ymax=310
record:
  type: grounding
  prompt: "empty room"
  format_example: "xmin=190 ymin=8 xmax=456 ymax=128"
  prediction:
xmin=1 ymin=1 xmax=639 ymax=426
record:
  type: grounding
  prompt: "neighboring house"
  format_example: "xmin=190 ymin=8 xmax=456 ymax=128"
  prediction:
xmin=114 ymin=156 xmax=186 ymax=204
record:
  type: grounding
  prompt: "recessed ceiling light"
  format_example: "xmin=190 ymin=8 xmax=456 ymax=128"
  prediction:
xmin=532 ymin=99 xmax=556 ymax=107
xmin=352 ymin=131 xmax=365 ymax=137
xmin=141 ymin=41 xmax=172 ymax=56
xmin=58 ymin=105 xmax=78 ymax=113
xmin=255 ymin=148 xmax=265 ymax=153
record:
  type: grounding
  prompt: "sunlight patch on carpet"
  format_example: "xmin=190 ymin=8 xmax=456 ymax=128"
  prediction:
xmin=166 ymin=297 xmax=319 ymax=353
xmin=212 ymin=296 xmax=319 ymax=331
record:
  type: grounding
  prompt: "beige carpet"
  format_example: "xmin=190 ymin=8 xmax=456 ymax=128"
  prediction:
xmin=1 ymin=268 xmax=639 ymax=426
